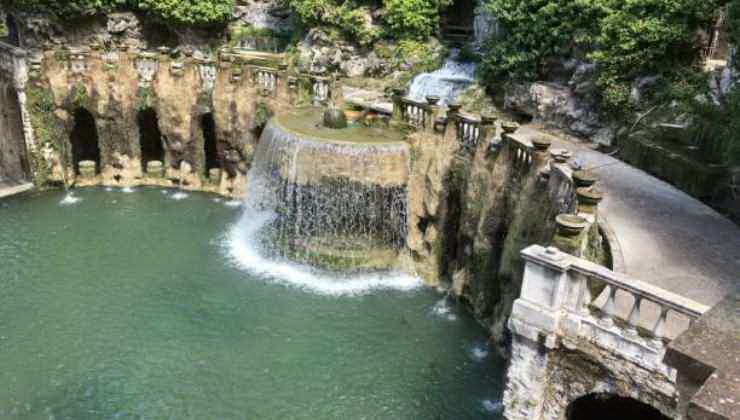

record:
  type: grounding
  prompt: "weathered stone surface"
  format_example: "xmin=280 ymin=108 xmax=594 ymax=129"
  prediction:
xmin=505 ymin=81 xmax=615 ymax=145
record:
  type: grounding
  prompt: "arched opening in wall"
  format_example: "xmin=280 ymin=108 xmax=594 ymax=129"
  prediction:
xmin=442 ymin=0 xmax=475 ymax=44
xmin=137 ymin=108 xmax=164 ymax=171
xmin=201 ymin=112 xmax=221 ymax=174
xmin=567 ymin=393 xmax=670 ymax=420
xmin=70 ymin=107 xmax=101 ymax=174
xmin=5 ymin=14 xmax=20 ymax=47
xmin=1 ymin=85 xmax=30 ymax=181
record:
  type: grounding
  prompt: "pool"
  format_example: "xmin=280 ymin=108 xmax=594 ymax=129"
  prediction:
xmin=0 ymin=188 xmax=505 ymax=419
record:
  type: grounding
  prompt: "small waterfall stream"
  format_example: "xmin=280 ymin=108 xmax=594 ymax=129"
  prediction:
xmin=227 ymin=117 xmax=419 ymax=295
xmin=407 ymin=50 xmax=476 ymax=106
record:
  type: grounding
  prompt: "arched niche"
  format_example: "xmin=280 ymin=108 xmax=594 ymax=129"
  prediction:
xmin=567 ymin=393 xmax=670 ymax=420
xmin=70 ymin=107 xmax=101 ymax=174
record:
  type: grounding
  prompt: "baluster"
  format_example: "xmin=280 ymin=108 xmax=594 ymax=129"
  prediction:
xmin=652 ymin=306 xmax=669 ymax=346
xmin=625 ymin=295 xmax=642 ymax=336
xmin=579 ymin=274 xmax=593 ymax=315
xmin=599 ymin=285 xmax=617 ymax=327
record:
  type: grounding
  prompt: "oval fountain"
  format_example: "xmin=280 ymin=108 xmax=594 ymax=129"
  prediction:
xmin=228 ymin=107 xmax=419 ymax=295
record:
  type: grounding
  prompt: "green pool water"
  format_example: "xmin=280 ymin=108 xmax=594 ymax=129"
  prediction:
xmin=0 ymin=188 xmax=505 ymax=419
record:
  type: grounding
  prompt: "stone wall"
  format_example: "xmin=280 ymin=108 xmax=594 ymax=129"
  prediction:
xmin=0 ymin=78 xmax=28 ymax=182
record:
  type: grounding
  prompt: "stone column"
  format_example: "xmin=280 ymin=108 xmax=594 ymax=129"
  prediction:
xmin=480 ymin=113 xmax=496 ymax=146
xmin=425 ymin=95 xmax=440 ymax=135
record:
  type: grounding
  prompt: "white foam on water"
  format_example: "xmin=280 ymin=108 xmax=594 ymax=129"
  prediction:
xmin=482 ymin=399 xmax=503 ymax=414
xmin=224 ymin=213 xmax=422 ymax=296
xmin=431 ymin=298 xmax=458 ymax=321
xmin=170 ymin=192 xmax=189 ymax=200
xmin=59 ymin=193 xmax=82 ymax=206
xmin=120 ymin=187 xmax=136 ymax=193
xmin=224 ymin=200 xmax=242 ymax=208
xmin=104 ymin=187 xmax=114 ymax=192
xmin=212 ymin=197 xmax=223 ymax=203
xmin=161 ymin=189 xmax=171 ymax=195
xmin=470 ymin=343 xmax=490 ymax=362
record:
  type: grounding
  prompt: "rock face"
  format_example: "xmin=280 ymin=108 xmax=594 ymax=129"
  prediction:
xmin=0 ymin=80 xmax=29 ymax=183
xmin=404 ymin=126 xmax=578 ymax=338
xmin=505 ymin=77 xmax=615 ymax=145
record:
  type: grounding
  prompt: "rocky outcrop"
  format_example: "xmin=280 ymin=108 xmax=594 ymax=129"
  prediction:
xmin=505 ymin=80 xmax=615 ymax=145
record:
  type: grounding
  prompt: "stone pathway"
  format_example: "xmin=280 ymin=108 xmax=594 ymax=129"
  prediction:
xmin=518 ymin=125 xmax=739 ymax=308
xmin=0 ymin=179 xmax=33 ymax=199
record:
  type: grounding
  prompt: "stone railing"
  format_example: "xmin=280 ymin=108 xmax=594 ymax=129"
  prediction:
xmin=512 ymin=244 xmax=709 ymax=360
xmin=253 ymin=67 xmax=278 ymax=96
xmin=455 ymin=114 xmax=482 ymax=152
xmin=399 ymin=97 xmax=433 ymax=129
xmin=311 ymin=75 xmax=331 ymax=105
xmin=505 ymin=134 xmax=534 ymax=170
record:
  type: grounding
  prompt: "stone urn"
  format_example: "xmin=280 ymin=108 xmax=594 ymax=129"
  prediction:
xmin=323 ymin=107 xmax=348 ymax=129
xmin=392 ymin=87 xmax=407 ymax=98
xmin=555 ymin=214 xmax=588 ymax=237
xmin=146 ymin=160 xmax=164 ymax=178
xmin=501 ymin=121 xmax=519 ymax=134
xmin=573 ymin=170 xmax=599 ymax=188
xmin=447 ymin=102 xmax=462 ymax=113
xmin=550 ymin=148 xmax=572 ymax=163
xmin=532 ymin=136 xmax=552 ymax=152
xmin=426 ymin=95 xmax=441 ymax=106
xmin=576 ymin=187 xmax=603 ymax=213
xmin=208 ymin=168 xmax=222 ymax=183
xmin=481 ymin=113 xmax=496 ymax=126
xmin=78 ymin=160 xmax=97 ymax=179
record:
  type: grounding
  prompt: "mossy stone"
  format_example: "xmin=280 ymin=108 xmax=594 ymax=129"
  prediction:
xmin=78 ymin=160 xmax=96 ymax=178
xmin=147 ymin=160 xmax=164 ymax=178
xmin=322 ymin=107 xmax=348 ymax=129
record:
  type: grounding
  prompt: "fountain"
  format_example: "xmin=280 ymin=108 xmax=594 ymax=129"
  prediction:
xmin=407 ymin=49 xmax=476 ymax=106
xmin=229 ymin=107 xmax=415 ymax=290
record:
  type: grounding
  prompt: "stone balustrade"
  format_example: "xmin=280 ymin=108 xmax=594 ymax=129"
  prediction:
xmin=504 ymin=244 xmax=711 ymax=420
xmin=399 ymin=97 xmax=432 ymax=129
xmin=311 ymin=76 xmax=330 ymax=105
xmin=513 ymin=244 xmax=708 ymax=356
xmin=253 ymin=67 xmax=278 ymax=96
xmin=504 ymin=132 xmax=534 ymax=170
xmin=455 ymin=114 xmax=481 ymax=152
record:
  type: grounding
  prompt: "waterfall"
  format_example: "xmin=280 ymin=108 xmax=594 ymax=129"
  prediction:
xmin=227 ymin=117 xmax=420 ymax=295
xmin=407 ymin=50 xmax=476 ymax=106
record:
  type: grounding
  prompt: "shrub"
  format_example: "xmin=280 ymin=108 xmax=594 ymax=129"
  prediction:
xmin=383 ymin=0 xmax=450 ymax=40
xmin=480 ymin=0 xmax=724 ymax=111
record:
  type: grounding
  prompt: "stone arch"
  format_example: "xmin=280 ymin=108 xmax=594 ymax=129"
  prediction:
xmin=70 ymin=107 xmax=101 ymax=174
xmin=5 ymin=14 xmax=20 ymax=47
xmin=201 ymin=112 xmax=220 ymax=174
xmin=137 ymin=107 xmax=164 ymax=172
xmin=0 ymin=84 xmax=29 ymax=181
xmin=566 ymin=393 xmax=670 ymax=420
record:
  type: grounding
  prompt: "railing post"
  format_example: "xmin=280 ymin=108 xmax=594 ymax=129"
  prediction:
xmin=444 ymin=104 xmax=461 ymax=143
xmin=625 ymin=295 xmax=643 ymax=336
xmin=391 ymin=88 xmax=405 ymax=122
xmin=652 ymin=306 xmax=669 ymax=347
xmin=600 ymin=285 xmax=618 ymax=327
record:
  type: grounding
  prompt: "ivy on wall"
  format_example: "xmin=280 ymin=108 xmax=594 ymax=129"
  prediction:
xmin=1 ymin=0 xmax=234 ymax=26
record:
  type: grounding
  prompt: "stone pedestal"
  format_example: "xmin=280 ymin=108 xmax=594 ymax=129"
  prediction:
xmin=146 ymin=160 xmax=164 ymax=178
xmin=78 ymin=160 xmax=96 ymax=179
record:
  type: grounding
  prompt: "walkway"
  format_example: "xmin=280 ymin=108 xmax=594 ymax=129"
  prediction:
xmin=518 ymin=125 xmax=739 ymax=308
xmin=0 ymin=179 xmax=33 ymax=199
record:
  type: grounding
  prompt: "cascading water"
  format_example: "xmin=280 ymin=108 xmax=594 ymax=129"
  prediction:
xmin=407 ymin=50 xmax=476 ymax=106
xmin=227 ymin=109 xmax=420 ymax=295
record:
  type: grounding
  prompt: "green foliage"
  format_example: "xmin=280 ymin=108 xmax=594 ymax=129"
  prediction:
xmin=136 ymin=0 xmax=233 ymax=26
xmin=383 ymin=0 xmax=450 ymax=40
xmin=286 ymin=0 xmax=381 ymax=46
xmin=2 ymin=0 xmax=233 ymax=26
xmin=480 ymin=0 xmax=724 ymax=111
